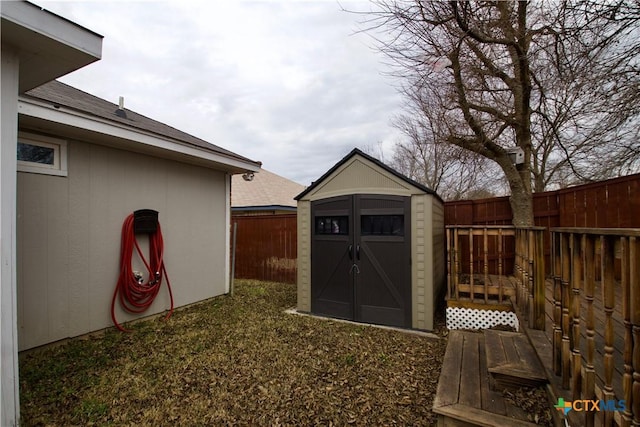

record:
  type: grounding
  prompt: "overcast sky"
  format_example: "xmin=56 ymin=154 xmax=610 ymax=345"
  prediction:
xmin=38 ymin=0 xmax=405 ymax=186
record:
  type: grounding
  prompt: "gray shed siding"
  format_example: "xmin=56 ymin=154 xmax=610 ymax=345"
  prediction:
xmin=17 ymin=137 xmax=229 ymax=350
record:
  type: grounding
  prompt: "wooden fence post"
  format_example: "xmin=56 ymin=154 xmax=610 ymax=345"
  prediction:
xmin=621 ymin=236 xmax=633 ymax=426
xmin=630 ymin=235 xmax=640 ymax=426
xmin=602 ymin=235 xmax=616 ymax=426
xmin=583 ymin=234 xmax=596 ymax=427
xmin=553 ymin=231 xmax=563 ymax=376
xmin=534 ymin=229 xmax=545 ymax=330
xmin=561 ymin=232 xmax=571 ymax=389
xmin=571 ymin=233 xmax=582 ymax=402
xmin=447 ymin=228 xmax=452 ymax=300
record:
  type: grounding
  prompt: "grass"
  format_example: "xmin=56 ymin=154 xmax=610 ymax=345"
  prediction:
xmin=19 ymin=280 xmax=446 ymax=426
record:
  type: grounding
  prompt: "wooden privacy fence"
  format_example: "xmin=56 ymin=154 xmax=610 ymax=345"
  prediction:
xmin=445 ymin=173 xmax=640 ymax=228
xmin=445 ymin=173 xmax=640 ymax=276
xmin=551 ymin=227 xmax=640 ymax=426
xmin=446 ymin=225 xmax=546 ymax=330
xmin=232 ymin=214 xmax=297 ymax=284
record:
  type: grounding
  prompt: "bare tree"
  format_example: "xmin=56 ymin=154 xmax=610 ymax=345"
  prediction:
xmin=361 ymin=1 xmax=640 ymax=224
xmin=390 ymin=112 xmax=504 ymax=201
xmin=530 ymin=0 xmax=640 ymax=190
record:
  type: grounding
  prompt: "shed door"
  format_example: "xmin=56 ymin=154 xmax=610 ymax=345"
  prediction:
xmin=311 ymin=194 xmax=411 ymax=328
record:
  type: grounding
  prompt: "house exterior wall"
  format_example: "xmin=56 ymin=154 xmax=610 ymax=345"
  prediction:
xmin=17 ymin=136 xmax=228 ymax=350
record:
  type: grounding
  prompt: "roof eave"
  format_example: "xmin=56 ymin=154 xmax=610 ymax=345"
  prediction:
xmin=18 ymin=97 xmax=261 ymax=173
xmin=1 ymin=1 xmax=103 ymax=92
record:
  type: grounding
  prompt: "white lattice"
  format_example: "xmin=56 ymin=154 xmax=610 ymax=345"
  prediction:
xmin=446 ymin=307 xmax=519 ymax=331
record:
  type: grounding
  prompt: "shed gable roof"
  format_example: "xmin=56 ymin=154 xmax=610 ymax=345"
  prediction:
xmin=295 ymin=148 xmax=441 ymax=202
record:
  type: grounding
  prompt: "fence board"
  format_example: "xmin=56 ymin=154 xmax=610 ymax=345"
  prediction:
xmin=445 ymin=174 xmax=640 ymax=229
xmin=444 ymin=174 xmax=640 ymax=276
xmin=232 ymin=214 xmax=297 ymax=284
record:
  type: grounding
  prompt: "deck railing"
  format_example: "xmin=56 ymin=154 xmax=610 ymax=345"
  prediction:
xmin=515 ymin=227 xmax=547 ymax=330
xmin=551 ymin=227 xmax=640 ymax=426
xmin=446 ymin=226 xmax=546 ymax=329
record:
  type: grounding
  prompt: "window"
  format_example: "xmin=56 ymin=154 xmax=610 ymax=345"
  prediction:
xmin=315 ymin=216 xmax=349 ymax=235
xmin=17 ymin=132 xmax=67 ymax=176
xmin=361 ymin=215 xmax=404 ymax=236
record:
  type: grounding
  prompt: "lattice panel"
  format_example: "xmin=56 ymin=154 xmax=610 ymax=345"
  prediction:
xmin=446 ymin=307 xmax=519 ymax=331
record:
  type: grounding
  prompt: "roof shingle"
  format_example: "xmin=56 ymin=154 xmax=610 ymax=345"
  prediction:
xmin=24 ymin=80 xmax=260 ymax=167
xmin=232 ymin=169 xmax=305 ymax=209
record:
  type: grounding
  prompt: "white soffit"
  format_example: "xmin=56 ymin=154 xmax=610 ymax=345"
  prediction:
xmin=1 ymin=1 xmax=103 ymax=92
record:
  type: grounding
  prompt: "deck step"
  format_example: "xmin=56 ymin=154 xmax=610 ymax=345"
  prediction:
xmin=433 ymin=330 xmax=540 ymax=426
xmin=484 ymin=330 xmax=547 ymax=391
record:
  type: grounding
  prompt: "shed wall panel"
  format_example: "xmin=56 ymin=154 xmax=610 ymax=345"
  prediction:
xmin=431 ymin=199 xmax=446 ymax=310
xmin=297 ymin=200 xmax=311 ymax=312
xmin=17 ymin=138 xmax=228 ymax=350
xmin=411 ymin=194 xmax=427 ymax=329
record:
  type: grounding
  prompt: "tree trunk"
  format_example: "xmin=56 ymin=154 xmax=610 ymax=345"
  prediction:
xmin=505 ymin=171 xmax=534 ymax=226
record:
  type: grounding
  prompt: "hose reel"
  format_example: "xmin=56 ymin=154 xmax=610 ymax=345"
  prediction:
xmin=111 ymin=209 xmax=174 ymax=332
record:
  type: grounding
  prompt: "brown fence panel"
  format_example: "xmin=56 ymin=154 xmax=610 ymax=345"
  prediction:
xmin=445 ymin=174 xmax=640 ymax=228
xmin=444 ymin=173 xmax=640 ymax=275
xmin=232 ymin=214 xmax=297 ymax=284
xmin=555 ymin=173 xmax=640 ymax=228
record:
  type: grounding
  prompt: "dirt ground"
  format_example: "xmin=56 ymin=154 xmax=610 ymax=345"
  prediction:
xmin=20 ymin=280 xmax=448 ymax=426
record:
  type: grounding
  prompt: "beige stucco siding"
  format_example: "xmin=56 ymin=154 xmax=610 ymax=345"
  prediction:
xmin=17 ymin=138 xmax=228 ymax=350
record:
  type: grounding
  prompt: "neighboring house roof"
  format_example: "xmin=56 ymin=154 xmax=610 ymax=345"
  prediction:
xmin=232 ymin=168 xmax=305 ymax=211
xmin=20 ymin=80 xmax=261 ymax=173
xmin=295 ymin=147 xmax=443 ymax=202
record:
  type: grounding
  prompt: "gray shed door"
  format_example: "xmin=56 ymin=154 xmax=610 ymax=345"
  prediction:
xmin=311 ymin=194 xmax=411 ymax=328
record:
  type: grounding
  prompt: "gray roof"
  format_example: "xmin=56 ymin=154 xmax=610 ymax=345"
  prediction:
xmin=24 ymin=80 xmax=261 ymax=167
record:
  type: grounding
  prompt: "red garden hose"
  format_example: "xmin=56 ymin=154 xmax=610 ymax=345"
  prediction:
xmin=111 ymin=213 xmax=174 ymax=332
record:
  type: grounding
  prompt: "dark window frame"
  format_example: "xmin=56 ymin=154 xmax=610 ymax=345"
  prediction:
xmin=360 ymin=214 xmax=405 ymax=236
xmin=314 ymin=215 xmax=349 ymax=235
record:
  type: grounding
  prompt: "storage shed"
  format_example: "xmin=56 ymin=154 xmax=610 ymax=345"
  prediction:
xmin=295 ymin=148 xmax=445 ymax=331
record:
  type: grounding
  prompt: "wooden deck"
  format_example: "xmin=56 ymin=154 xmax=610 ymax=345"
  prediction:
xmin=444 ymin=226 xmax=640 ymax=426
xmin=433 ymin=330 xmax=544 ymax=426
xmin=484 ymin=330 xmax=547 ymax=390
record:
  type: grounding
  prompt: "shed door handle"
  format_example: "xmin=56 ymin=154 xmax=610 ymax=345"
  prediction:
xmin=348 ymin=245 xmax=353 ymax=260
xmin=356 ymin=244 xmax=360 ymax=261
